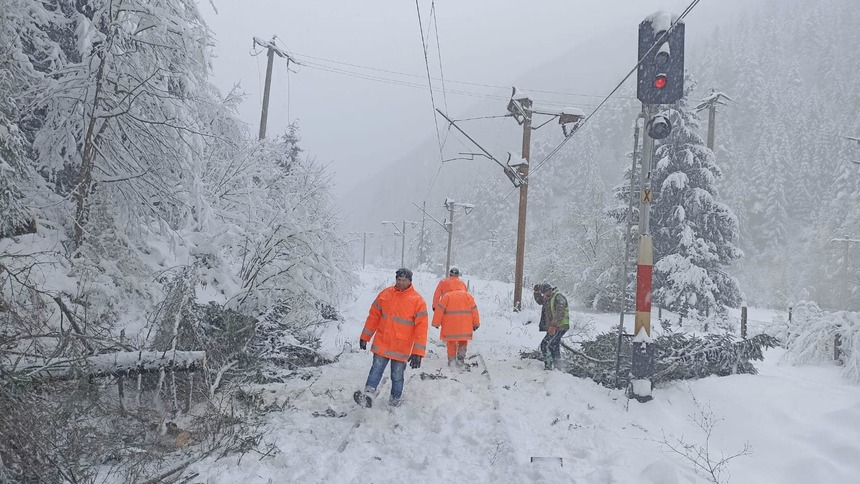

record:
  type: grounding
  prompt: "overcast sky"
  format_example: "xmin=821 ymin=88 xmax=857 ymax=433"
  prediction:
xmin=201 ymin=0 xmax=745 ymax=198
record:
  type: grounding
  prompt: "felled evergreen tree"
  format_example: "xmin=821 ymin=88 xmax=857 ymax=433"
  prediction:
xmin=650 ymin=78 xmax=742 ymax=319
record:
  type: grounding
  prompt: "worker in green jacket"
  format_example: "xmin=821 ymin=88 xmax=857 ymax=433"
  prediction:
xmin=534 ymin=283 xmax=569 ymax=370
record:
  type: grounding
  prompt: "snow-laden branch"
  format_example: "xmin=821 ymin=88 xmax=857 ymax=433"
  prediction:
xmin=4 ymin=350 xmax=206 ymax=382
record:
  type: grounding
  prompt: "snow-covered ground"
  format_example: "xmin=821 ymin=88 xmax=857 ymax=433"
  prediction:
xmin=189 ymin=267 xmax=860 ymax=483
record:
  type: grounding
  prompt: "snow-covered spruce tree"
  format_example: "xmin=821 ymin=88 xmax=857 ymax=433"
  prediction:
xmin=0 ymin=47 xmax=29 ymax=237
xmin=650 ymin=78 xmax=742 ymax=319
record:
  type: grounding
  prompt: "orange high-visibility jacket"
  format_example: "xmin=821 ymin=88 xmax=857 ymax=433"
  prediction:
xmin=361 ymin=284 xmax=428 ymax=362
xmin=432 ymin=289 xmax=480 ymax=342
xmin=432 ymin=276 xmax=467 ymax=311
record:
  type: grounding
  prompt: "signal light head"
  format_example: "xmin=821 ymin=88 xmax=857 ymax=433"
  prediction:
xmin=654 ymin=74 xmax=667 ymax=89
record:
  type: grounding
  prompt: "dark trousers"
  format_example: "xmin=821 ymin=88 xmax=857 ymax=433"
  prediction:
xmin=540 ymin=328 xmax=568 ymax=369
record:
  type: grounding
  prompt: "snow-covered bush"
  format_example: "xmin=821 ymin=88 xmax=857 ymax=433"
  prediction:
xmin=782 ymin=300 xmax=860 ymax=383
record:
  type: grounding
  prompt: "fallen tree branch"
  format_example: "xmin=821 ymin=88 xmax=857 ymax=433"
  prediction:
xmin=6 ymin=350 xmax=206 ymax=382
xmin=561 ymin=342 xmax=615 ymax=364
xmin=52 ymin=296 xmax=95 ymax=354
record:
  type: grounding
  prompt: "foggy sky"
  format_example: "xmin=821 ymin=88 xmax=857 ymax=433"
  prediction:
xmin=201 ymin=0 xmax=746 ymax=200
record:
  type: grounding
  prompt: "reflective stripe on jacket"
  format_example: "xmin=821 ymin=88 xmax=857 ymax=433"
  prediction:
xmin=431 ymin=289 xmax=479 ymax=342
xmin=361 ymin=284 xmax=428 ymax=362
xmin=547 ymin=291 xmax=570 ymax=330
xmin=432 ymin=276 xmax=467 ymax=311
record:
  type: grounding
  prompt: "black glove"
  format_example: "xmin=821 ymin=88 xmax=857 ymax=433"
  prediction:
xmin=359 ymin=339 xmax=367 ymax=350
xmin=408 ymin=355 xmax=422 ymax=369
xmin=473 ymin=325 xmax=479 ymax=331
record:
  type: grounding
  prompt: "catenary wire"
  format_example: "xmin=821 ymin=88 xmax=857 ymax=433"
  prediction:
xmin=414 ymin=0 xmax=445 ymax=163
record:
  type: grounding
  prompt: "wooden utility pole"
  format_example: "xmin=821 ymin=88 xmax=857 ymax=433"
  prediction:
xmin=504 ymin=89 xmax=583 ymax=310
xmin=435 ymin=100 xmax=580 ymax=304
xmin=694 ymin=89 xmax=732 ymax=151
xmin=510 ymin=94 xmax=533 ymax=311
xmin=253 ymin=36 xmax=295 ymax=140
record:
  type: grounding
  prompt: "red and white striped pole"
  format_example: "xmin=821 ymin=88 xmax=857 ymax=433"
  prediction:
xmin=631 ymin=104 xmax=655 ymax=402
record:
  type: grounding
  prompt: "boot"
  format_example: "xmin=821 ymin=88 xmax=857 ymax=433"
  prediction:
xmin=353 ymin=386 xmax=376 ymax=408
xmin=456 ymin=355 xmax=466 ymax=368
xmin=447 ymin=356 xmax=456 ymax=368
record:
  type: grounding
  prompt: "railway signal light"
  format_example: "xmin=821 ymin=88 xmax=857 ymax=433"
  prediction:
xmin=637 ymin=13 xmax=685 ymax=105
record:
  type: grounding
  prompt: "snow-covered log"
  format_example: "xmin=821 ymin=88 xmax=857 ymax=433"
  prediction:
xmin=6 ymin=351 xmax=206 ymax=382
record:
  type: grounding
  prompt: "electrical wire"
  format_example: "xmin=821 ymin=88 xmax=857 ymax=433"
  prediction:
xmin=430 ymin=1 xmax=449 ymax=114
xmin=286 ymin=56 xmax=291 ymax=124
xmin=286 ymin=50 xmax=631 ymax=102
xmin=415 ymin=0 xmax=445 ymax=164
xmin=430 ymin=1 xmax=452 ymax=151
xmin=291 ymin=60 xmax=608 ymax=110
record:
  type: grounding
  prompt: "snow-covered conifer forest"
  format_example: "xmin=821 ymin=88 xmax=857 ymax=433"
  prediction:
xmin=1 ymin=0 xmax=859 ymax=482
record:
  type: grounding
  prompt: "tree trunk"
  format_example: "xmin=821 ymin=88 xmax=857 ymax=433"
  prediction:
xmin=73 ymin=49 xmax=109 ymax=249
xmin=11 ymin=350 xmax=206 ymax=382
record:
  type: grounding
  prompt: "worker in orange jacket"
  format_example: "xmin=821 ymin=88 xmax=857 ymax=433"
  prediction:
xmin=355 ymin=268 xmax=428 ymax=408
xmin=432 ymin=288 xmax=480 ymax=368
xmin=432 ymin=267 xmax=467 ymax=313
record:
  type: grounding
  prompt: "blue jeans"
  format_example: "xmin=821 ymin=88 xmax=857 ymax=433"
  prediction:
xmin=364 ymin=353 xmax=407 ymax=400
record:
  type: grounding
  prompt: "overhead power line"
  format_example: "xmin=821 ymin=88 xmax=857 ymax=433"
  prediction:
xmin=286 ymin=51 xmax=634 ymax=102
xmin=294 ymin=61 xmax=610 ymax=110
xmin=415 ymin=0 xmax=445 ymax=163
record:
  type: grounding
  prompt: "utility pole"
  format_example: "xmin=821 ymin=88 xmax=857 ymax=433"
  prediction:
xmin=383 ymin=220 xmax=418 ymax=268
xmin=350 ymin=232 xmax=373 ymax=268
xmin=413 ymin=201 xmax=464 ymax=275
xmin=253 ymin=36 xmax=295 ymax=140
xmin=695 ymin=89 xmax=732 ymax=151
xmin=435 ymin=100 xmax=580 ymax=302
xmin=509 ymin=93 xmax=533 ymax=311
xmin=505 ymin=89 xmax=583 ymax=310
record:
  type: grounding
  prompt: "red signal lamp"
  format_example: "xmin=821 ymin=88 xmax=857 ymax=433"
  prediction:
xmin=654 ymin=74 xmax=667 ymax=90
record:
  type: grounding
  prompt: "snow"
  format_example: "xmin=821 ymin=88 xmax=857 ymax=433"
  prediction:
xmin=507 ymin=151 xmax=529 ymax=167
xmin=183 ymin=266 xmax=860 ymax=484
xmin=644 ymin=11 xmax=681 ymax=33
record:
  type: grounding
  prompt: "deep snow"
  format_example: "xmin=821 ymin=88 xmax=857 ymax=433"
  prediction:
xmin=188 ymin=266 xmax=860 ymax=483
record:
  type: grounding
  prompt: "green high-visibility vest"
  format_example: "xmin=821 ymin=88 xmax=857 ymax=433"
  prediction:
xmin=549 ymin=292 xmax=569 ymax=329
